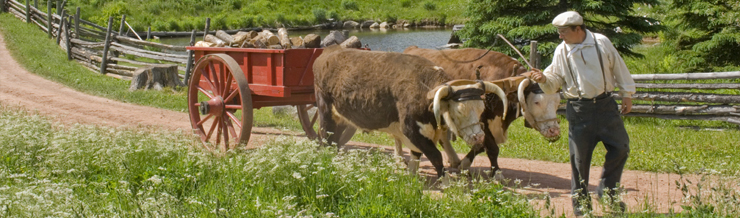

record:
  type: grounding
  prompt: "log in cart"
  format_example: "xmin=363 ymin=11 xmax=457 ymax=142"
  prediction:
xmin=185 ymin=46 xmax=325 ymax=151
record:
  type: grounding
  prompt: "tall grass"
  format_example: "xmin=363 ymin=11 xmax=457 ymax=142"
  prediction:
xmin=0 ymin=105 xmax=537 ymax=217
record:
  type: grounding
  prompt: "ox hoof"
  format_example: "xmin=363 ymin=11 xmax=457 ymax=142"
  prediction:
xmin=448 ymin=160 xmax=461 ymax=169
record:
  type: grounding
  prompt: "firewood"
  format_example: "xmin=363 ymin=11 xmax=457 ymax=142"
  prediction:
xmin=258 ymin=30 xmax=280 ymax=46
xmin=290 ymin=36 xmax=304 ymax=48
xmin=233 ymin=31 xmax=252 ymax=45
xmin=204 ymin=34 xmax=226 ymax=47
xmin=215 ymin=30 xmax=235 ymax=45
xmin=320 ymin=30 xmax=347 ymax=47
xmin=277 ymin=28 xmax=292 ymax=49
xmin=195 ymin=41 xmax=216 ymax=47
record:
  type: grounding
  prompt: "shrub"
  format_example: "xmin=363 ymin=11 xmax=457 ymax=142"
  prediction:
xmin=329 ymin=10 xmax=340 ymax=21
xmin=312 ymin=8 xmax=328 ymax=23
xmin=401 ymin=0 xmax=412 ymax=8
xmin=423 ymin=1 xmax=436 ymax=11
xmin=341 ymin=0 xmax=360 ymax=11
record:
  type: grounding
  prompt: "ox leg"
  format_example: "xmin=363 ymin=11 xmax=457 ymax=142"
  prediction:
xmin=337 ymin=125 xmax=356 ymax=147
xmin=439 ymin=131 xmax=461 ymax=169
xmin=317 ymin=95 xmax=341 ymax=147
xmin=393 ymin=137 xmax=408 ymax=165
xmin=408 ymin=151 xmax=422 ymax=175
xmin=404 ymin=126 xmax=446 ymax=178
xmin=482 ymin=130 xmax=504 ymax=180
xmin=460 ymin=144 xmax=484 ymax=172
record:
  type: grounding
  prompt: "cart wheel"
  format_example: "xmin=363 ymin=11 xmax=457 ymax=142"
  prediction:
xmin=188 ymin=54 xmax=253 ymax=151
xmin=297 ymin=104 xmax=355 ymax=146
xmin=296 ymin=104 xmax=319 ymax=140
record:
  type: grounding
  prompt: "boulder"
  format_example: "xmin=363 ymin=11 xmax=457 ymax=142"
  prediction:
xmin=379 ymin=22 xmax=390 ymax=29
xmin=129 ymin=64 xmax=184 ymax=91
xmin=369 ymin=22 xmax=380 ymax=29
xmin=343 ymin=21 xmax=360 ymax=29
xmin=360 ymin=20 xmax=375 ymax=28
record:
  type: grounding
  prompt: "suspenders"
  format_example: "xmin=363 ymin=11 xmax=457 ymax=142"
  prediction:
xmin=563 ymin=32 xmax=609 ymax=102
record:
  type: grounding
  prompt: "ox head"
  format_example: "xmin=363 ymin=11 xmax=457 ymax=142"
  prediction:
xmin=517 ymin=78 xmax=561 ymax=142
xmin=429 ymin=80 xmax=507 ymax=145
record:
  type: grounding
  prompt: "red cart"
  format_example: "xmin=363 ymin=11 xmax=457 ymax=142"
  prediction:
xmin=185 ymin=47 xmax=323 ymax=151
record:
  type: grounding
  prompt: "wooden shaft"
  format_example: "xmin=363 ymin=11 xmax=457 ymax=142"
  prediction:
xmin=46 ymin=0 xmax=51 ymax=38
xmin=55 ymin=10 xmax=64 ymax=45
xmin=74 ymin=7 xmax=79 ymax=38
xmin=184 ymin=29 xmax=196 ymax=84
xmin=118 ymin=14 xmax=125 ymax=36
xmin=25 ymin=0 xmax=29 ymax=23
xmin=529 ymin=40 xmax=539 ymax=69
xmin=147 ymin=26 xmax=151 ymax=40
xmin=65 ymin=16 xmax=71 ymax=60
xmin=203 ymin=17 xmax=210 ymax=39
xmin=101 ymin=16 xmax=113 ymax=74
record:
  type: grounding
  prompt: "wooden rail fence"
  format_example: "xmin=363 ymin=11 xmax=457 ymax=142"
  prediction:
xmin=2 ymin=0 xmax=739 ymax=125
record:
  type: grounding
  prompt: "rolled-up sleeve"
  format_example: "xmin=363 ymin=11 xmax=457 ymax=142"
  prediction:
xmin=539 ymin=47 xmax=565 ymax=95
xmin=602 ymin=37 xmax=636 ymax=98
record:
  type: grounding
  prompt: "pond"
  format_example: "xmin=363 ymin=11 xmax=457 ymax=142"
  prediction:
xmin=158 ymin=28 xmax=454 ymax=53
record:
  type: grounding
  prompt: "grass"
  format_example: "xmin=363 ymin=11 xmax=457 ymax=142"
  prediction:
xmin=65 ymin=0 xmax=466 ymax=32
xmin=0 ymin=105 xmax=537 ymax=217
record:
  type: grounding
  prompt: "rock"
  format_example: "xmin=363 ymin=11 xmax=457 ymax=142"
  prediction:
xmin=129 ymin=64 xmax=184 ymax=91
xmin=339 ymin=36 xmax=362 ymax=48
xmin=379 ymin=22 xmax=390 ymax=29
xmin=369 ymin=22 xmax=380 ymax=29
xmin=303 ymin=34 xmax=321 ymax=48
xmin=361 ymin=20 xmax=375 ymax=28
xmin=343 ymin=21 xmax=359 ymax=29
xmin=320 ymin=31 xmax=347 ymax=47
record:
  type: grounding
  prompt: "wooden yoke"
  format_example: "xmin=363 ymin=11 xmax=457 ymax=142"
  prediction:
xmin=489 ymin=71 xmax=533 ymax=95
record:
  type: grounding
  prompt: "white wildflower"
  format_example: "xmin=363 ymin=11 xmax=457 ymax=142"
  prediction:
xmin=292 ymin=172 xmax=303 ymax=180
xmin=147 ymin=175 xmax=162 ymax=185
xmin=316 ymin=194 xmax=329 ymax=199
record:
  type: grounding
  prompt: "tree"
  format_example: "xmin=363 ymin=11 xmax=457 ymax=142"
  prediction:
xmin=457 ymin=0 xmax=662 ymax=67
xmin=663 ymin=0 xmax=740 ymax=71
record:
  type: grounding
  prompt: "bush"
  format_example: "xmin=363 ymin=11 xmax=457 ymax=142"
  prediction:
xmin=329 ymin=11 xmax=340 ymax=21
xmin=423 ymin=1 xmax=436 ymax=11
xmin=312 ymin=8 xmax=328 ymax=23
xmin=341 ymin=0 xmax=360 ymax=11
xmin=401 ymin=0 xmax=412 ymax=8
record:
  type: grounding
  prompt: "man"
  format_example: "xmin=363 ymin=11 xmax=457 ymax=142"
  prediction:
xmin=531 ymin=11 xmax=635 ymax=216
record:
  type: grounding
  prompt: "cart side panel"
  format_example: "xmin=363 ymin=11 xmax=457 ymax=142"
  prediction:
xmin=283 ymin=49 xmax=323 ymax=90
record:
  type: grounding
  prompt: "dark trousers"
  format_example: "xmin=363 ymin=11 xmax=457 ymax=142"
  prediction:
xmin=566 ymin=95 xmax=630 ymax=213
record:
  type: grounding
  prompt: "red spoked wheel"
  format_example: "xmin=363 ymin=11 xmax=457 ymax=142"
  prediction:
xmin=296 ymin=104 xmax=319 ymax=140
xmin=187 ymin=54 xmax=252 ymax=151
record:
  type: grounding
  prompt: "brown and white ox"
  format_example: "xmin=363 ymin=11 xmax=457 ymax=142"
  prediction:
xmin=402 ymin=46 xmax=562 ymax=176
xmin=313 ymin=45 xmax=508 ymax=178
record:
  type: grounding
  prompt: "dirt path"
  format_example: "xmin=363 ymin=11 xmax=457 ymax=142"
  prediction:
xmin=0 ymin=33 xmax=691 ymax=217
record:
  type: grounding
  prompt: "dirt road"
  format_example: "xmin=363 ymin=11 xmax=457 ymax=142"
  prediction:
xmin=0 ymin=33 xmax=689 ymax=217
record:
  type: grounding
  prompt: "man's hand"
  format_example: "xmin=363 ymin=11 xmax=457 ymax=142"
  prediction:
xmin=621 ymin=97 xmax=632 ymax=114
xmin=531 ymin=69 xmax=546 ymax=83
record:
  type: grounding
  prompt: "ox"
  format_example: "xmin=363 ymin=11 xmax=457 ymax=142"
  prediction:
xmin=313 ymin=45 xmax=508 ymax=178
xmin=403 ymin=46 xmax=561 ymax=175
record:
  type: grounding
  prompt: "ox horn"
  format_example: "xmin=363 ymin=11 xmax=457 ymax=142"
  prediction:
xmin=432 ymin=86 xmax=451 ymax=129
xmin=482 ymin=81 xmax=508 ymax=118
xmin=517 ymin=78 xmax=531 ymax=118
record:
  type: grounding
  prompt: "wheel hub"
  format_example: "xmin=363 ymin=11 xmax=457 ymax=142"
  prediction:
xmin=199 ymin=97 xmax=224 ymax=116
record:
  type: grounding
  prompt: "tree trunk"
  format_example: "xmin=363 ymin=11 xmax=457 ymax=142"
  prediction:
xmin=129 ymin=64 xmax=185 ymax=91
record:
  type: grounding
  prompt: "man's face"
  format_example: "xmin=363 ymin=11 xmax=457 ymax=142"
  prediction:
xmin=557 ymin=26 xmax=583 ymax=44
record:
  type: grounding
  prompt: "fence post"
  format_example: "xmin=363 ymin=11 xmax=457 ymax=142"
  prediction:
xmin=65 ymin=17 xmax=72 ymax=61
xmin=55 ymin=0 xmax=60 ymax=15
xmin=184 ymin=29 xmax=196 ymax=84
xmin=74 ymin=7 xmax=79 ymax=38
xmin=203 ymin=17 xmax=210 ymax=39
xmin=1 ymin=0 xmax=5 ymax=13
xmin=33 ymin=0 xmax=37 ymax=10
xmin=55 ymin=10 xmax=65 ymax=45
xmin=46 ymin=0 xmax=51 ymax=38
xmin=529 ymin=40 xmax=539 ymax=69
xmin=147 ymin=27 xmax=151 ymax=40
xmin=101 ymin=16 xmax=113 ymax=74
xmin=25 ymin=0 xmax=30 ymax=23
xmin=118 ymin=14 xmax=125 ymax=36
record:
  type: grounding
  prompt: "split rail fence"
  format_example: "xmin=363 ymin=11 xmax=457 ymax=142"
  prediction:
xmin=2 ymin=0 xmax=739 ymax=125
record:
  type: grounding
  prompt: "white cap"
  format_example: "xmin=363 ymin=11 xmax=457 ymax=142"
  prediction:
xmin=552 ymin=11 xmax=583 ymax=27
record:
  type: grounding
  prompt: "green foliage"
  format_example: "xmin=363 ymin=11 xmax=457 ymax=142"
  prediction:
xmin=423 ymin=1 xmax=437 ymax=11
xmin=459 ymin=0 xmax=662 ymax=63
xmin=401 ymin=0 xmax=413 ymax=8
xmin=341 ymin=0 xmax=360 ymax=11
xmin=312 ymin=8 xmax=328 ymax=23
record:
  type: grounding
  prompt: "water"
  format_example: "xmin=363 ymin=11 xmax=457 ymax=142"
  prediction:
xmin=159 ymin=28 xmax=454 ymax=53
